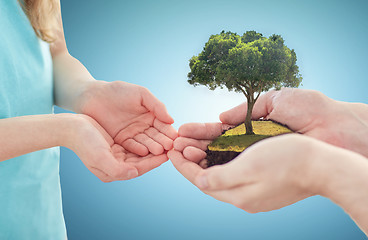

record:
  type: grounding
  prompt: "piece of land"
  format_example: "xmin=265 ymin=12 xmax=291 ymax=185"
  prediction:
xmin=208 ymin=120 xmax=292 ymax=152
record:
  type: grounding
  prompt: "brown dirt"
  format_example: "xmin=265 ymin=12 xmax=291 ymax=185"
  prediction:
xmin=205 ymin=150 xmax=241 ymax=167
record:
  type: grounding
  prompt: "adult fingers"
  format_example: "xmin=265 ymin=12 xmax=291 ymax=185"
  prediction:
xmin=178 ymin=122 xmax=232 ymax=140
xmin=154 ymin=119 xmax=178 ymax=140
xmin=173 ymin=137 xmax=211 ymax=152
xmin=183 ymin=146 xmax=207 ymax=163
xmin=168 ymin=149 xmax=204 ymax=185
xmin=199 ymin=159 xmax=208 ymax=169
xmin=219 ymin=90 xmax=277 ymax=125
xmin=141 ymin=88 xmax=174 ymax=124
xmin=194 ymin=155 xmax=253 ymax=191
xmin=169 ymin=149 xmax=251 ymax=194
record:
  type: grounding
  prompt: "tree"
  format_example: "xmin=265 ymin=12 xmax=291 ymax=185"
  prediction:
xmin=188 ymin=30 xmax=302 ymax=135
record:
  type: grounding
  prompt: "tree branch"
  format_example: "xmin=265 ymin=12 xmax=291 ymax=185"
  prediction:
xmin=238 ymin=83 xmax=248 ymax=89
xmin=237 ymin=85 xmax=248 ymax=98
xmin=255 ymin=85 xmax=263 ymax=102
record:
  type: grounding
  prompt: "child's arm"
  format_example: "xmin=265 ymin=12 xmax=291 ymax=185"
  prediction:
xmin=0 ymin=113 xmax=141 ymax=181
xmin=49 ymin=5 xmax=177 ymax=159
xmin=0 ymin=114 xmax=76 ymax=161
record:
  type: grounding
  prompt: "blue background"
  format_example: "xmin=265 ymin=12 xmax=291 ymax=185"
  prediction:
xmin=57 ymin=0 xmax=368 ymax=239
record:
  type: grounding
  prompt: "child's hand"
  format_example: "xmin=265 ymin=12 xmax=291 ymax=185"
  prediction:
xmin=66 ymin=114 xmax=169 ymax=182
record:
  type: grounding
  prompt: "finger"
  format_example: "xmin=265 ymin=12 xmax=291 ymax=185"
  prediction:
xmin=141 ymin=88 xmax=174 ymax=124
xmin=183 ymin=146 xmax=207 ymax=163
xmin=199 ymin=159 xmax=208 ymax=169
xmin=97 ymin=151 xmax=139 ymax=180
xmin=144 ymin=127 xmax=173 ymax=150
xmin=173 ymin=137 xmax=211 ymax=152
xmin=114 ymin=121 xmax=150 ymax=144
xmin=129 ymin=154 xmax=169 ymax=176
xmin=168 ymin=150 xmax=204 ymax=185
xmin=178 ymin=122 xmax=232 ymax=140
xmin=134 ymin=133 xmax=164 ymax=155
xmin=219 ymin=90 xmax=277 ymax=125
xmin=194 ymin=157 xmax=252 ymax=191
xmin=122 ymin=138 xmax=149 ymax=156
xmin=153 ymin=119 xmax=178 ymax=140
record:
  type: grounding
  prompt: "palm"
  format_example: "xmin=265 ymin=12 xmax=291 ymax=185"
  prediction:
xmin=80 ymin=81 xmax=177 ymax=157
xmin=77 ymin=115 xmax=168 ymax=182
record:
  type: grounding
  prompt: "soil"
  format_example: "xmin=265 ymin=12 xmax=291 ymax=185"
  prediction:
xmin=206 ymin=120 xmax=292 ymax=167
xmin=205 ymin=150 xmax=242 ymax=167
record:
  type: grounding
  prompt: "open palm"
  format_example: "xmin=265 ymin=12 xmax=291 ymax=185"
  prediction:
xmin=73 ymin=115 xmax=168 ymax=182
xmin=78 ymin=81 xmax=177 ymax=179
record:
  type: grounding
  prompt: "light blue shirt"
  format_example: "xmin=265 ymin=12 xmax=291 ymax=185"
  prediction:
xmin=0 ymin=0 xmax=66 ymax=239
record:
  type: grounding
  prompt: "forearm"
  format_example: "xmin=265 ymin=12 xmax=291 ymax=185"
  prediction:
xmin=0 ymin=114 xmax=75 ymax=162
xmin=53 ymin=51 xmax=95 ymax=112
xmin=317 ymin=145 xmax=368 ymax=235
xmin=332 ymin=100 xmax=368 ymax=158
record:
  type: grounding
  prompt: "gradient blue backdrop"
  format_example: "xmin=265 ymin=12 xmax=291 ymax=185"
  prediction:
xmin=57 ymin=0 xmax=368 ymax=239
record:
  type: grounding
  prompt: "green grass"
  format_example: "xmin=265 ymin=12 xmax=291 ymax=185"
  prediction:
xmin=209 ymin=134 xmax=271 ymax=152
xmin=208 ymin=121 xmax=292 ymax=152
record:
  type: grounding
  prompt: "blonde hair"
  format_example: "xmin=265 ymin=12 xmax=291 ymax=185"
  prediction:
xmin=19 ymin=0 xmax=60 ymax=42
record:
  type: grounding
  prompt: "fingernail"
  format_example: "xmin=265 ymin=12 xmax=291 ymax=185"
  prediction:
xmin=197 ymin=175 xmax=209 ymax=189
xmin=127 ymin=169 xmax=138 ymax=179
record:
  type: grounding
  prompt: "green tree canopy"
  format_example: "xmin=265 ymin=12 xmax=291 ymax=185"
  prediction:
xmin=188 ymin=30 xmax=302 ymax=134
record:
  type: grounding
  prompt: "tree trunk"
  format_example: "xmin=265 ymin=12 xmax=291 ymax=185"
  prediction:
xmin=245 ymin=96 xmax=255 ymax=135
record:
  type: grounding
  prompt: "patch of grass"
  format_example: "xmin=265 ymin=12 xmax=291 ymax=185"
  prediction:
xmin=208 ymin=121 xmax=292 ymax=152
xmin=223 ymin=120 xmax=292 ymax=136
xmin=209 ymin=134 xmax=271 ymax=152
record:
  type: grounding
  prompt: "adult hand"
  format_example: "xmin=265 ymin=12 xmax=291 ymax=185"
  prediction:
xmin=220 ymin=88 xmax=368 ymax=158
xmin=66 ymin=114 xmax=168 ymax=182
xmin=76 ymin=81 xmax=177 ymax=178
xmin=169 ymin=133 xmax=368 ymax=222
xmin=170 ymin=134 xmax=321 ymax=212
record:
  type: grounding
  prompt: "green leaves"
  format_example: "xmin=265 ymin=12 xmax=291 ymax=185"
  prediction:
xmin=188 ymin=30 xmax=302 ymax=135
xmin=241 ymin=30 xmax=264 ymax=43
xmin=187 ymin=30 xmax=302 ymax=95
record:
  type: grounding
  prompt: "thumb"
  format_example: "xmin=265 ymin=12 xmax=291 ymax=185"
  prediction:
xmin=195 ymin=157 xmax=249 ymax=190
xmin=219 ymin=102 xmax=247 ymax=125
xmin=141 ymin=88 xmax=174 ymax=124
xmin=219 ymin=90 xmax=276 ymax=125
xmin=98 ymin=150 xmax=139 ymax=180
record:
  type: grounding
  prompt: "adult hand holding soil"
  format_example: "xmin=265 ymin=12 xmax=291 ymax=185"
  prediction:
xmin=220 ymin=88 xmax=368 ymax=158
xmin=168 ymin=134 xmax=368 ymax=235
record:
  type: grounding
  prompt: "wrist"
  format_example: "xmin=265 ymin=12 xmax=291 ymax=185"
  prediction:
xmin=53 ymin=113 xmax=86 ymax=150
xmin=75 ymin=80 xmax=107 ymax=113
xmin=0 ymin=113 xmax=84 ymax=161
xmin=291 ymin=137 xmax=356 ymax=197
xmin=318 ymin=146 xmax=368 ymax=233
xmin=310 ymin=140 xmax=368 ymax=203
